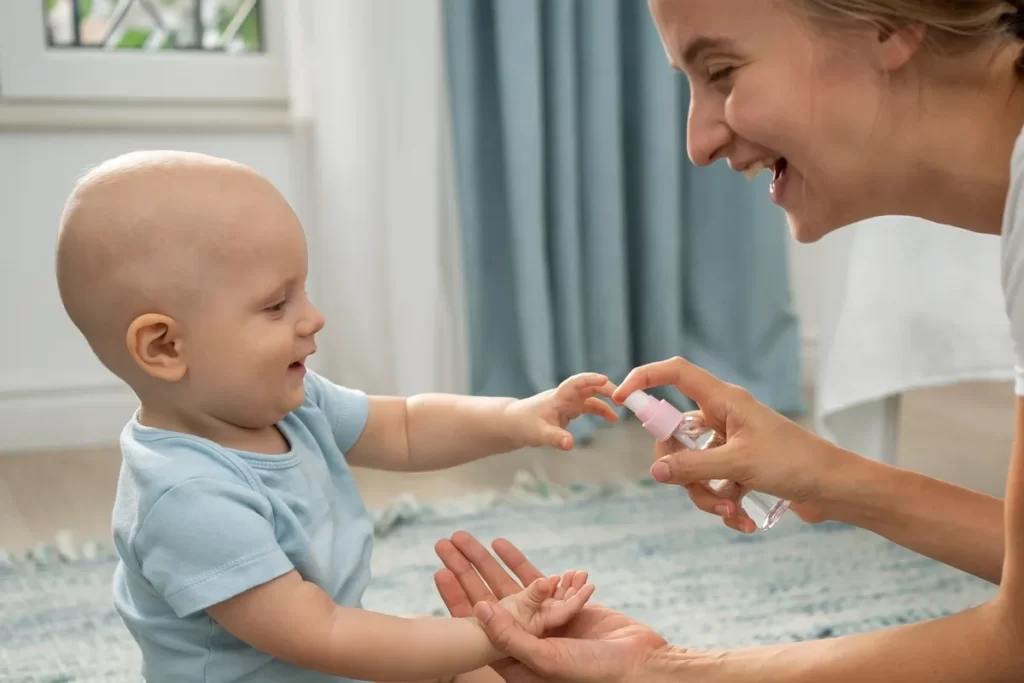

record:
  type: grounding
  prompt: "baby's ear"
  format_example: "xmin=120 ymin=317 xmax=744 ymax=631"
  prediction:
xmin=126 ymin=313 xmax=187 ymax=382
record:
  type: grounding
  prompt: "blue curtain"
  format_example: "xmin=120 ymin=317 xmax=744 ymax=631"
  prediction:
xmin=442 ymin=0 xmax=805 ymax=439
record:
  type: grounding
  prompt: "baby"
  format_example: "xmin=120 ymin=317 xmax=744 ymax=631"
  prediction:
xmin=54 ymin=151 xmax=617 ymax=683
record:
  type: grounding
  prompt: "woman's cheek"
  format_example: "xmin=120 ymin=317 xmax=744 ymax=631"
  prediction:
xmin=726 ymin=90 xmax=787 ymax=153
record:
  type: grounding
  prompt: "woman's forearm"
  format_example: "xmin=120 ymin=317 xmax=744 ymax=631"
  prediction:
xmin=819 ymin=449 xmax=1004 ymax=583
xmin=650 ymin=601 xmax=1021 ymax=682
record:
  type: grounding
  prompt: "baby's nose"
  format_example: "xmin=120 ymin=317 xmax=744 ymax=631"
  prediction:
xmin=302 ymin=306 xmax=325 ymax=336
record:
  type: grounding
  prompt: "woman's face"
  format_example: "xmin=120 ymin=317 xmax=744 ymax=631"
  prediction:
xmin=650 ymin=0 xmax=897 ymax=242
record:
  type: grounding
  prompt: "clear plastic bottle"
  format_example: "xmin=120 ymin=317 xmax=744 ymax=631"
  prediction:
xmin=623 ymin=389 xmax=790 ymax=531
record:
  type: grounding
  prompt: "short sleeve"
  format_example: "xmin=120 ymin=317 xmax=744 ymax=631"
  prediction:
xmin=134 ymin=478 xmax=293 ymax=618
xmin=1002 ymin=131 xmax=1024 ymax=396
xmin=304 ymin=371 xmax=369 ymax=452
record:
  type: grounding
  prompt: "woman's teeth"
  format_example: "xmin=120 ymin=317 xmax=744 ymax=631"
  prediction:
xmin=743 ymin=159 xmax=779 ymax=180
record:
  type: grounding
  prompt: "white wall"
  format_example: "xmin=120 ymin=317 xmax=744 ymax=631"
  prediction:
xmin=0 ymin=129 xmax=832 ymax=453
xmin=0 ymin=130 xmax=301 ymax=451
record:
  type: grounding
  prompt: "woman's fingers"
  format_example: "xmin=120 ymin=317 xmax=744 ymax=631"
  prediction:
xmin=651 ymin=443 xmax=751 ymax=487
xmin=684 ymin=483 xmax=738 ymax=517
xmin=433 ymin=567 xmax=474 ymax=618
xmin=490 ymin=538 xmax=547 ymax=588
xmin=723 ymin=515 xmax=758 ymax=534
xmin=435 ymin=539 xmax=498 ymax=605
xmin=682 ymin=483 xmax=758 ymax=533
xmin=450 ymin=532 xmax=536 ymax=599
xmin=612 ymin=356 xmax=725 ymax=406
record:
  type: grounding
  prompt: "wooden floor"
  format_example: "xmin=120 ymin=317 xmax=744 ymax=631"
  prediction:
xmin=0 ymin=382 xmax=1015 ymax=553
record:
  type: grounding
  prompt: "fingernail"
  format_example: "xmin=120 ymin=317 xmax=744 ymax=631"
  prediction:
xmin=742 ymin=520 xmax=757 ymax=534
xmin=562 ymin=436 xmax=570 ymax=449
xmin=651 ymin=461 xmax=670 ymax=482
xmin=713 ymin=504 xmax=729 ymax=517
xmin=476 ymin=602 xmax=493 ymax=621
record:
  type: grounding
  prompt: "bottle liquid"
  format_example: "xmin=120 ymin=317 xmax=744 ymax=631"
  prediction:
xmin=623 ymin=389 xmax=790 ymax=531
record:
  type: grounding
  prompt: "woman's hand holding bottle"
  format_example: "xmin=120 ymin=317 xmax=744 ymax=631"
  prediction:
xmin=613 ymin=356 xmax=863 ymax=532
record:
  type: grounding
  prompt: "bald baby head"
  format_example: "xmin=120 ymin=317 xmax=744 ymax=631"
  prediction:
xmin=55 ymin=150 xmax=304 ymax=382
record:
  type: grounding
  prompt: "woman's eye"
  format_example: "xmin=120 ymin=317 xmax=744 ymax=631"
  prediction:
xmin=708 ymin=66 xmax=736 ymax=83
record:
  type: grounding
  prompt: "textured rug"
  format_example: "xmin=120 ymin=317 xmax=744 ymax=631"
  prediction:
xmin=0 ymin=471 xmax=998 ymax=682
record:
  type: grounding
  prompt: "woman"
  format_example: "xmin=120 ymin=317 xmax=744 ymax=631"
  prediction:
xmin=432 ymin=0 xmax=1024 ymax=680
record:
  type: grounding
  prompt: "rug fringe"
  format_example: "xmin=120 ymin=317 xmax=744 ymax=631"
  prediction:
xmin=0 ymin=467 xmax=660 ymax=569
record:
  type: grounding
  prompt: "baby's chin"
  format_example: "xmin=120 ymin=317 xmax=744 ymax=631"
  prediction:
xmin=282 ymin=387 xmax=307 ymax=413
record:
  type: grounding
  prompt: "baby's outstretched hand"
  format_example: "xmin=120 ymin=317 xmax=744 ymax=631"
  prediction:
xmin=505 ymin=373 xmax=618 ymax=451
xmin=496 ymin=570 xmax=595 ymax=637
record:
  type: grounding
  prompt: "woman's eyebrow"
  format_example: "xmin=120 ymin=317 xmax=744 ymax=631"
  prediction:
xmin=682 ymin=36 xmax=738 ymax=68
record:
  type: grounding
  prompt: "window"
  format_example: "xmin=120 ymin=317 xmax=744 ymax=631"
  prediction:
xmin=0 ymin=0 xmax=286 ymax=102
xmin=43 ymin=0 xmax=265 ymax=52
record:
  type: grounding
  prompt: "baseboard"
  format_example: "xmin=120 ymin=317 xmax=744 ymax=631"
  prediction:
xmin=0 ymin=384 xmax=138 ymax=454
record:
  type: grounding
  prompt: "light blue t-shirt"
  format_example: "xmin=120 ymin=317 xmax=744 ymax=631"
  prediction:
xmin=111 ymin=371 xmax=373 ymax=683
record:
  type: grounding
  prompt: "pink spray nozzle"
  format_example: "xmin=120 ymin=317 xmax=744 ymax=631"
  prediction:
xmin=623 ymin=390 xmax=684 ymax=442
xmin=623 ymin=390 xmax=656 ymax=420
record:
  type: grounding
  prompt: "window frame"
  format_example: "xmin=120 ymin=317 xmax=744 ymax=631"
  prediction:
xmin=0 ymin=0 xmax=287 ymax=103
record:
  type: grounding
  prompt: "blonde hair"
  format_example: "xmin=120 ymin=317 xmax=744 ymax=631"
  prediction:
xmin=798 ymin=0 xmax=1023 ymax=58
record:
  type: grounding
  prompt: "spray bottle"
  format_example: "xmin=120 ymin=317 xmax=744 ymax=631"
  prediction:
xmin=623 ymin=389 xmax=790 ymax=531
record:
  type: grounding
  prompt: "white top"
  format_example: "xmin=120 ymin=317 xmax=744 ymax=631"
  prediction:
xmin=1001 ymin=126 xmax=1024 ymax=395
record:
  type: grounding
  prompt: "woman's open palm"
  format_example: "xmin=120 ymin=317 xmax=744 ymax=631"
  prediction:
xmin=433 ymin=533 xmax=669 ymax=683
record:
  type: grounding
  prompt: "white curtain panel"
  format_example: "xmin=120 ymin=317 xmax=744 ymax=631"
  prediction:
xmin=284 ymin=0 xmax=468 ymax=397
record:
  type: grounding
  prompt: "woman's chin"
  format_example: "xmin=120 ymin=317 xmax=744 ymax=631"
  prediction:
xmin=785 ymin=215 xmax=822 ymax=244
xmin=784 ymin=210 xmax=844 ymax=244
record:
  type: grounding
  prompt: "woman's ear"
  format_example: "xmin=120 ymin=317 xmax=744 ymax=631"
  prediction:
xmin=126 ymin=313 xmax=187 ymax=382
xmin=876 ymin=23 xmax=925 ymax=72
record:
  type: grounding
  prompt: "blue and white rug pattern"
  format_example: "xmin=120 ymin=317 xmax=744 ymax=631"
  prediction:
xmin=0 ymin=472 xmax=999 ymax=682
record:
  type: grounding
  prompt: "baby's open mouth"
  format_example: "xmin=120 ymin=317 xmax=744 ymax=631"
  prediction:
xmin=289 ymin=361 xmax=304 ymax=370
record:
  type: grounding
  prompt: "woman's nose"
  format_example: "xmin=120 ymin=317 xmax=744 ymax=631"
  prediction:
xmin=686 ymin=97 xmax=731 ymax=167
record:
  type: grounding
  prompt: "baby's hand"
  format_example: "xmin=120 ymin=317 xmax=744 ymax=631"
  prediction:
xmin=504 ymin=373 xmax=618 ymax=451
xmin=497 ymin=570 xmax=595 ymax=637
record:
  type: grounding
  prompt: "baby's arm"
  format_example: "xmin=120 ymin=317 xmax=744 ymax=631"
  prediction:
xmin=131 ymin=474 xmax=583 ymax=680
xmin=345 ymin=374 xmax=617 ymax=472
xmin=207 ymin=571 xmax=498 ymax=681
xmin=207 ymin=570 xmax=593 ymax=681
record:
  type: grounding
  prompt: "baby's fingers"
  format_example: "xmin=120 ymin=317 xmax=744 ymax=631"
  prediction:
xmin=553 ymin=571 xmax=573 ymax=600
xmin=553 ymin=570 xmax=588 ymax=601
xmin=582 ymin=397 xmax=618 ymax=423
xmin=542 ymin=584 xmax=596 ymax=630
xmin=558 ymin=373 xmax=611 ymax=393
xmin=543 ymin=426 xmax=574 ymax=451
xmin=522 ymin=576 xmax=557 ymax=609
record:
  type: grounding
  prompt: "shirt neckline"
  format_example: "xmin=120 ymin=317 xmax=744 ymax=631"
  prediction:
xmin=130 ymin=410 xmax=303 ymax=469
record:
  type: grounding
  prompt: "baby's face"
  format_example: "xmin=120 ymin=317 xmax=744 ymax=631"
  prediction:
xmin=180 ymin=201 xmax=323 ymax=430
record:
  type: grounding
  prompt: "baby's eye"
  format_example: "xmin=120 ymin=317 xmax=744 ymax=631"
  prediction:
xmin=266 ymin=300 xmax=287 ymax=313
